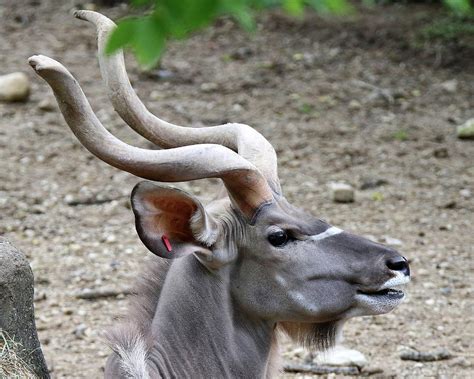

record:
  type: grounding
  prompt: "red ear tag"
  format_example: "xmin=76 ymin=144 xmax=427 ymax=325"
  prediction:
xmin=162 ymin=235 xmax=172 ymax=252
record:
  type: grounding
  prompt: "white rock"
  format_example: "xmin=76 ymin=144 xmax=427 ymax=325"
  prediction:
xmin=200 ymin=82 xmax=219 ymax=93
xmin=64 ymin=194 xmax=75 ymax=205
xmin=73 ymin=323 xmax=87 ymax=339
xmin=348 ymin=99 xmax=361 ymax=110
xmin=315 ymin=346 xmax=368 ymax=368
xmin=38 ymin=97 xmax=57 ymax=111
xmin=329 ymin=182 xmax=355 ymax=203
xmin=460 ymin=189 xmax=471 ymax=198
xmin=381 ymin=236 xmax=403 ymax=246
xmin=439 ymin=79 xmax=458 ymax=93
xmin=0 ymin=72 xmax=30 ymax=102
xmin=457 ymin=118 xmax=474 ymax=140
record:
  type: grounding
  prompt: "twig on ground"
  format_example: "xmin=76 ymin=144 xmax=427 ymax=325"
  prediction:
xmin=283 ymin=362 xmax=360 ymax=375
xmin=400 ymin=348 xmax=452 ymax=362
xmin=74 ymin=288 xmax=134 ymax=300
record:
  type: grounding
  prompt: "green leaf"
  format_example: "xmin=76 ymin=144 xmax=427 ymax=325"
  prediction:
xmin=283 ymin=0 xmax=304 ymax=16
xmin=306 ymin=0 xmax=352 ymax=15
xmin=133 ymin=15 xmax=166 ymax=67
xmin=106 ymin=15 xmax=166 ymax=67
xmin=443 ymin=0 xmax=472 ymax=15
xmin=105 ymin=18 xmax=139 ymax=54
xmin=220 ymin=0 xmax=256 ymax=31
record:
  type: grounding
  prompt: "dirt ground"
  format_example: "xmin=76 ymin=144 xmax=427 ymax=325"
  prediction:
xmin=1 ymin=0 xmax=473 ymax=378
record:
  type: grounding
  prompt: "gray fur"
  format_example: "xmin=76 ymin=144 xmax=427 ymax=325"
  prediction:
xmin=105 ymin=189 xmax=410 ymax=378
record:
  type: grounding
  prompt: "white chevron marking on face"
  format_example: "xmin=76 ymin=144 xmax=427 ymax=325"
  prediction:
xmin=309 ymin=226 xmax=344 ymax=241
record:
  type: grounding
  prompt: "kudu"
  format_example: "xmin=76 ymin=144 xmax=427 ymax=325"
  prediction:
xmin=29 ymin=10 xmax=410 ymax=378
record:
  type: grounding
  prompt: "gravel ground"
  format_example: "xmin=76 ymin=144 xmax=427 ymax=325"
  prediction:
xmin=1 ymin=1 xmax=473 ymax=378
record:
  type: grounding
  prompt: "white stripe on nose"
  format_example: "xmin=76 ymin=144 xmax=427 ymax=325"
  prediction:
xmin=309 ymin=226 xmax=343 ymax=241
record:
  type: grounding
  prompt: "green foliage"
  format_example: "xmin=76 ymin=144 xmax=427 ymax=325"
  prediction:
xmin=107 ymin=0 xmax=473 ymax=67
xmin=298 ymin=103 xmax=316 ymax=114
xmin=393 ymin=129 xmax=409 ymax=141
xmin=371 ymin=192 xmax=384 ymax=201
xmin=443 ymin=0 xmax=472 ymax=15
xmin=106 ymin=0 xmax=353 ymax=67
xmin=420 ymin=15 xmax=474 ymax=41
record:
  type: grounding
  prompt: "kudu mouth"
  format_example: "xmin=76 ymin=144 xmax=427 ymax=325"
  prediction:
xmin=358 ymin=288 xmax=404 ymax=299
xmin=355 ymin=272 xmax=410 ymax=314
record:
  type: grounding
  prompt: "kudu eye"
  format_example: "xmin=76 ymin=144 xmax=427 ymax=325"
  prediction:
xmin=268 ymin=230 xmax=289 ymax=247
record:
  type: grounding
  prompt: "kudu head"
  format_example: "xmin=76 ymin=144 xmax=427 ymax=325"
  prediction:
xmin=29 ymin=10 xmax=409 ymax=348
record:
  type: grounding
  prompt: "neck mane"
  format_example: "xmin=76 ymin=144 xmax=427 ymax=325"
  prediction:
xmin=105 ymin=256 xmax=281 ymax=378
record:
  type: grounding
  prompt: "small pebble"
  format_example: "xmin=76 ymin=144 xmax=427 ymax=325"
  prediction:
xmin=348 ymin=99 xmax=362 ymax=110
xmin=433 ymin=147 xmax=449 ymax=158
xmin=381 ymin=236 xmax=403 ymax=247
xmin=38 ymin=98 xmax=57 ymax=112
xmin=329 ymin=182 xmax=355 ymax=203
xmin=360 ymin=177 xmax=388 ymax=190
xmin=460 ymin=189 xmax=471 ymax=199
xmin=200 ymin=82 xmax=219 ymax=93
xmin=73 ymin=323 xmax=87 ymax=339
xmin=451 ymin=356 xmax=472 ymax=368
xmin=439 ymin=79 xmax=458 ymax=93
xmin=457 ymin=118 xmax=474 ymax=140
xmin=230 ymin=47 xmax=253 ymax=60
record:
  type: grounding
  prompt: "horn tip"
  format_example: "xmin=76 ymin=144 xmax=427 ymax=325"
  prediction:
xmin=73 ymin=9 xmax=99 ymax=22
xmin=28 ymin=55 xmax=65 ymax=77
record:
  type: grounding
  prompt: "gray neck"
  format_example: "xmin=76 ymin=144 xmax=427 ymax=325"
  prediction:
xmin=148 ymin=256 xmax=275 ymax=378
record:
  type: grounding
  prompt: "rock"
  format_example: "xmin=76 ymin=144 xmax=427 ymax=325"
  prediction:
xmin=73 ymin=323 xmax=88 ymax=339
xmin=457 ymin=118 xmax=474 ymax=140
xmin=329 ymin=183 xmax=355 ymax=203
xmin=348 ymin=100 xmax=362 ymax=110
xmin=230 ymin=47 xmax=253 ymax=60
xmin=64 ymin=194 xmax=76 ymax=205
xmin=361 ymin=366 xmax=384 ymax=375
xmin=439 ymin=79 xmax=458 ymax=93
xmin=149 ymin=90 xmax=163 ymax=101
xmin=439 ymin=199 xmax=456 ymax=209
xmin=360 ymin=177 xmax=388 ymax=190
xmin=380 ymin=236 xmax=403 ymax=246
xmin=366 ymin=88 xmax=394 ymax=106
xmin=37 ymin=97 xmax=57 ymax=112
xmin=0 ymin=238 xmax=50 ymax=378
xmin=399 ymin=347 xmax=452 ymax=362
xmin=156 ymin=70 xmax=174 ymax=80
xmin=433 ymin=147 xmax=449 ymax=158
xmin=451 ymin=356 xmax=472 ymax=368
xmin=460 ymin=189 xmax=471 ymax=198
xmin=0 ymin=72 xmax=30 ymax=102
xmin=315 ymin=346 xmax=368 ymax=368
xmin=440 ymin=287 xmax=452 ymax=296
xmin=200 ymin=82 xmax=219 ymax=93
xmin=140 ymin=69 xmax=175 ymax=81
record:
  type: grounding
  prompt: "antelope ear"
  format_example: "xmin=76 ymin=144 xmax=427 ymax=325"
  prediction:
xmin=131 ymin=182 xmax=218 ymax=260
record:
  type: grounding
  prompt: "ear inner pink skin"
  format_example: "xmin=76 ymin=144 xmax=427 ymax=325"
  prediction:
xmin=162 ymin=235 xmax=172 ymax=252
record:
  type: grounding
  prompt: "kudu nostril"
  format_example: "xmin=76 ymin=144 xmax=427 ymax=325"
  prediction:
xmin=386 ymin=256 xmax=410 ymax=276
